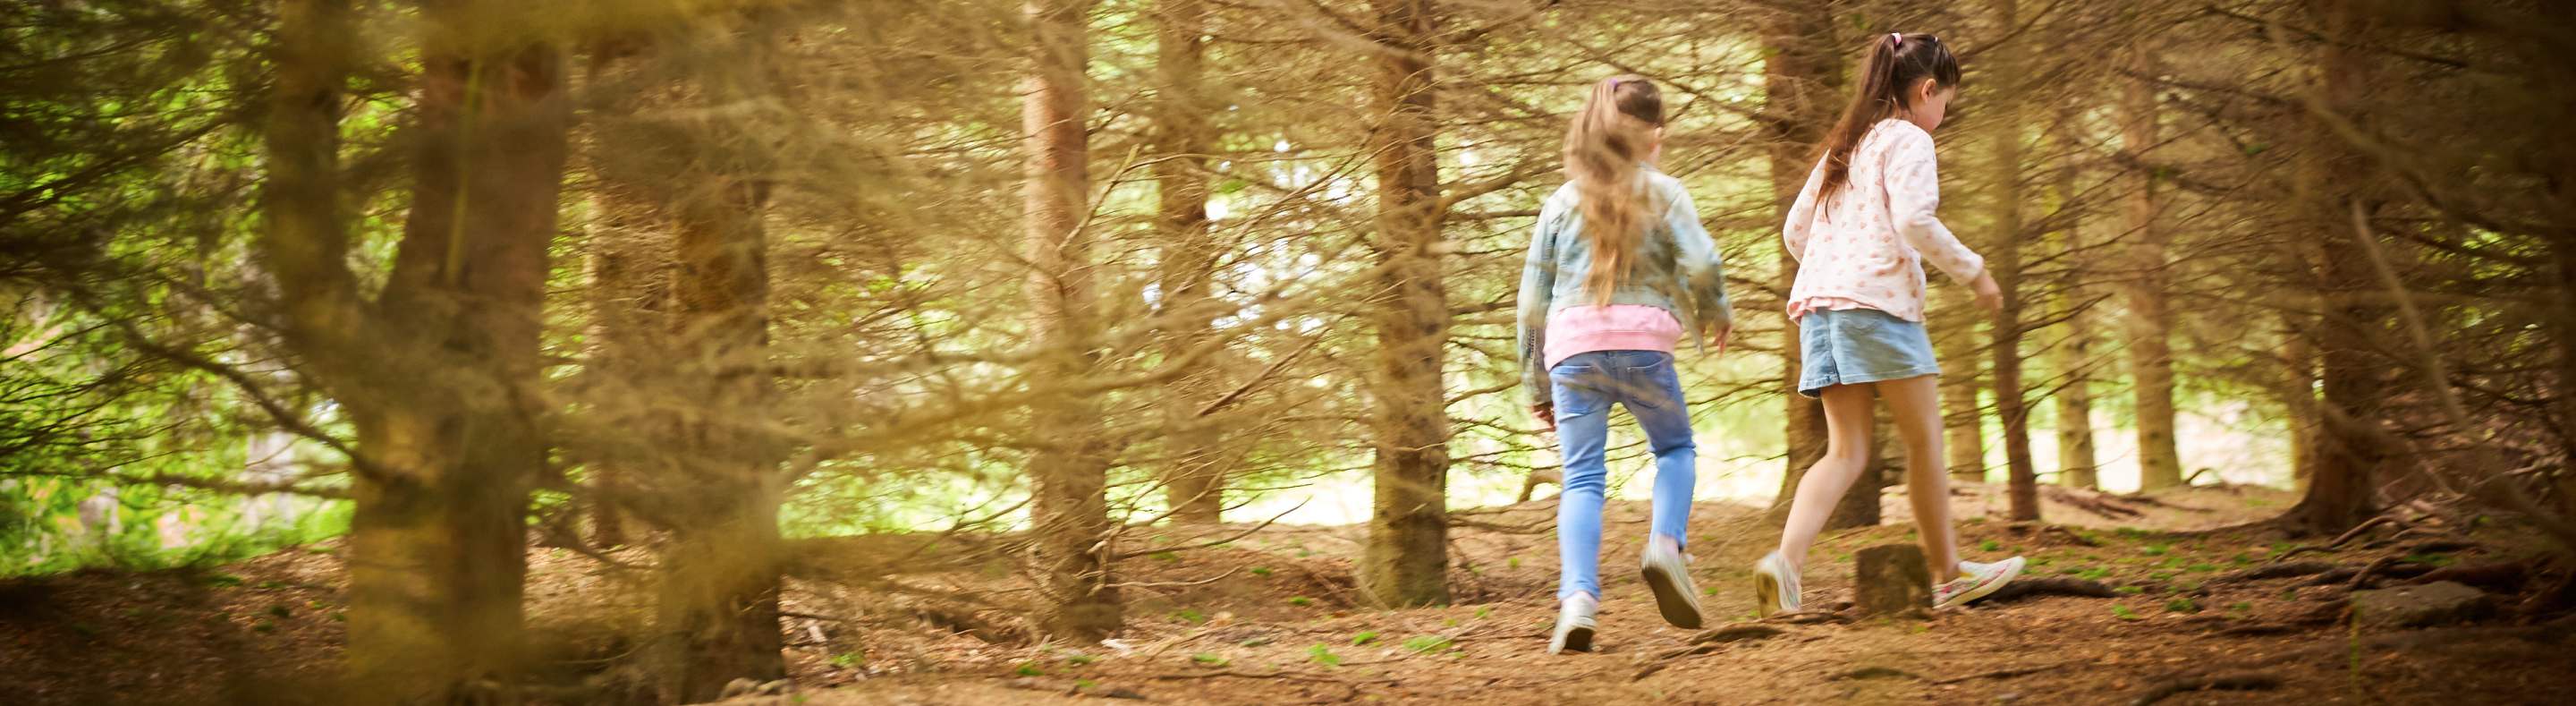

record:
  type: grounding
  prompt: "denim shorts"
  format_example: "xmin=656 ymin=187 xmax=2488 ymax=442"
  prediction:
xmin=1796 ymin=307 xmax=1940 ymax=397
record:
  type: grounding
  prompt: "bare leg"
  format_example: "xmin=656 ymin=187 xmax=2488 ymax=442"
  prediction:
xmin=1879 ymin=374 xmax=1963 ymax=581
xmin=1773 ymin=384 xmax=1877 ymax=572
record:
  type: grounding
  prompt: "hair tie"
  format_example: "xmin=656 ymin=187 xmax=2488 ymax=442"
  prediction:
xmin=1889 ymin=32 xmax=1902 ymax=48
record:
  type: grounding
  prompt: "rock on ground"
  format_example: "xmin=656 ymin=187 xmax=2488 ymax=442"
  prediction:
xmin=2351 ymin=581 xmax=2492 ymax=629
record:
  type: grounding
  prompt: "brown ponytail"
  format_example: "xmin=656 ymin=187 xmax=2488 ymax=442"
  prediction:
xmin=1563 ymin=75 xmax=1665 ymax=305
xmin=1816 ymin=32 xmax=1962 ymax=204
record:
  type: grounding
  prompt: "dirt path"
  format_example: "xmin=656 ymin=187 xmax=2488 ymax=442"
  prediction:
xmin=4 ymin=484 xmax=2570 ymax=705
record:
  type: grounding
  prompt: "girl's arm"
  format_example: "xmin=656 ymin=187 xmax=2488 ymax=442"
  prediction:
xmin=1781 ymin=162 xmax=1825 ymax=262
xmin=1884 ymin=127 xmax=1987 ymax=283
xmin=1663 ymin=187 xmax=1733 ymax=337
xmin=1516 ymin=198 xmax=1565 ymax=409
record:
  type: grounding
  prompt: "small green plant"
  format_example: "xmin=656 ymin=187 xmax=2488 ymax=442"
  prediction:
xmin=1250 ymin=566 xmax=1273 ymax=576
xmin=2076 ymin=566 xmax=2113 ymax=581
xmin=2227 ymin=601 xmax=2254 ymax=614
xmin=1075 ymin=679 xmax=1098 ymax=691
xmin=1401 ymin=635 xmax=1453 ymax=654
xmin=2141 ymin=543 xmax=2172 ymax=556
xmin=1506 ymin=557 xmax=1521 ymax=569
xmin=267 ymin=604 xmax=292 ymax=618
xmin=1150 ymin=550 xmax=1181 ymax=562
xmin=1015 ymin=662 xmax=1045 ymax=676
xmin=1979 ymin=540 xmax=2002 ymax=552
xmin=2186 ymin=563 xmax=2219 ymax=573
xmin=831 ymin=651 xmax=864 ymax=668
xmin=2111 ymin=605 xmax=2143 ymax=621
xmin=1191 ymin=653 xmax=1227 ymax=667
xmin=1174 ymin=608 xmax=1208 ymax=625
xmin=1288 ymin=596 xmax=1313 ymax=607
xmin=1351 ymin=631 xmax=1380 ymax=645
xmin=1065 ymin=652 xmax=1097 ymax=666
xmin=1237 ymin=636 xmax=1273 ymax=648
xmin=2165 ymin=597 xmax=2201 ymax=614
xmin=1307 ymin=644 xmax=1343 ymax=667
xmin=250 ymin=618 xmax=276 ymax=634
xmin=2114 ymin=585 xmax=2145 ymax=595
xmin=1473 ymin=607 xmax=1493 ymax=619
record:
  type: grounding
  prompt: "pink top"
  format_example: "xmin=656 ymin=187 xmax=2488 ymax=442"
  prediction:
xmin=1544 ymin=304 xmax=1682 ymax=368
xmin=1782 ymin=119 xmax=1985 ymax=322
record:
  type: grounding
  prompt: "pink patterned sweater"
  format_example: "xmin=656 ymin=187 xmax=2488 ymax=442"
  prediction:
xmin=1782 ymin=119 xmax=1986 ymax=322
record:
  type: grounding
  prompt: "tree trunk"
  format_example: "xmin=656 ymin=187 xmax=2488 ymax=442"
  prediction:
xmin=1986 ymin=0 xmax=2039 ymax=522
xmin=2119 ymin=45 xmax=2186 ymax=492
xmin=1023 ymin=0 xmax=1123 ymax=638
xmin=2291 ymin=0 xmax=2386 ymax=535
xmin=1358 ymin=0 xmax=1451 ymax=608
xmin=1155 ymin=0 xmax=1225 ymax=524
xmin=580 ymin=148 xmax=666 ymax=550
xmin=300 ymin=4 xmax=568 ymax=696
xmin=658 ymin=175 xmax=784 ymax=701
xmin=2047 ymin=95 xmax=2099 ymax=490
xmin=654 ymin=23 xmax=788 ymax=699
xmin=2282 ymin=312 xmax=2320 ymax=490
xmin=1937 ymin=290 xmax=1988 ymax=483
xmin=2554 ymin=233 xmax=2576 ymax=515
xmin=1757 ymin=1 xmax=1839 ymax=515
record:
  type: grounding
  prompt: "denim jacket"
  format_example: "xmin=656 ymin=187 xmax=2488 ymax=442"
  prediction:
xmin=1515 ymin=169 xmax=1733 ymax=407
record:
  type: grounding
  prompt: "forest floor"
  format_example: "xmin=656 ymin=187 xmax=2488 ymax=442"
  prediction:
xmin=4 ymin=481 xmax=2572 ymax=705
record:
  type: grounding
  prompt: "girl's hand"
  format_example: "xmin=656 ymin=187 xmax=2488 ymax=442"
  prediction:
xmin=1530 ymin=402 xmax=1556 ymax=433
xmin=1709 ymin=324 xmax=1733 ymax=354
xmin=1970 ymin=271 xmax=2003 ymax=312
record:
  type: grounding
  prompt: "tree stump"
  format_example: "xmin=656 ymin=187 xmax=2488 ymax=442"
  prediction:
xmin=1855 ymin=544 xmax=1933 ymax=616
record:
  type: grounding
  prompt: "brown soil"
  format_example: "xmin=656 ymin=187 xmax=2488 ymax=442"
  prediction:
xmin=4 ymin=483 xmax=2571 ymax=705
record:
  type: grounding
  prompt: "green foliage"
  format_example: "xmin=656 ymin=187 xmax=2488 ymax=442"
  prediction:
xmin=2165 ymin=597 xmax=2200 ymax=614
xmin=1287 ymin=596 xmax=1312 ymax=607
xmin=1191 ymin=653 xmax=1227 ymax=667
xmin=1306 ymin=644 xmax=1341 ymax=667
xmin=2110 ymin=605 xmax=2142 ymax=620
xmin=1400 ymin=635 xmax=1452 ymax=654
xmin=1350 ymin=630 xmax=1378 ymax=645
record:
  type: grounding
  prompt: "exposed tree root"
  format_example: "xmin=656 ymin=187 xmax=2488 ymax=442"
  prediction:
xmin=1979 ymin=576 xmax=2118 ymax=603
xmin=1633 ymin=625 xmax=1789 ymax=680
xmin=1928 ymin=661 xmax=2071 ymax=685
xmin=2216 ymin=561 xmax=2338 ymax=583
xmin=2130 ymin=672 xmax=2283 ymax=705
xmin=2402 ymin=560 xmax=2529 ymax=592
xmin=2043 ymin=486 xmax=2147 ymax=519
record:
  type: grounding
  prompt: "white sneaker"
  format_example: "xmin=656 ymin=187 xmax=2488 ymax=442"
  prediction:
xmin=1752 ymin=550 xmax=1802 ymax=617
xmin=1548 ymin=593 xmax=1597 ymax=654
xmin=1935 ymin=557 xmax=2025 ymax=608
xmin=1639 ymin=537 xmax=1705 ymax=629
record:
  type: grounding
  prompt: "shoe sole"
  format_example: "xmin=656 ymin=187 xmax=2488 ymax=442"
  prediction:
xmin=1640 ymin=563 xmax=1705 ymax=629
xmin=1936 ymin=559 xmax=2025 ymax=608
xmin=1752 ymin=570 xmax=1783 ymax=617
xmin=1553 ymin=625 xmax=1594 ymax=654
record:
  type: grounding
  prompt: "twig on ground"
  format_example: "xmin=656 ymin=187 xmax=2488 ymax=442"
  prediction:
xmin=2131 ymin=672 xmax=2284 ymax=705
xmin=1138 ymin=669 xmax=1400 ymax=685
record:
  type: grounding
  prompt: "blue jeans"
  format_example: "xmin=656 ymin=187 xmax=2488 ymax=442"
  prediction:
xmin=1549 ymin=350 xmax=1697 ymax=600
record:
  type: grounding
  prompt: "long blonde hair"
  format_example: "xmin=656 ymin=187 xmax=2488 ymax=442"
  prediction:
xmin=1563 ymin=76 xmax=1664 ymax=305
